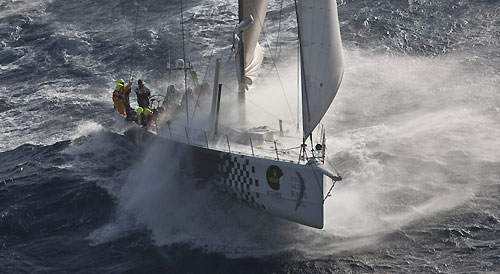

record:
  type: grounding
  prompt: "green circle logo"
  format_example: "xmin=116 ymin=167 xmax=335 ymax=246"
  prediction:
xmin=266 ymin=165 xmax=284 ymax=191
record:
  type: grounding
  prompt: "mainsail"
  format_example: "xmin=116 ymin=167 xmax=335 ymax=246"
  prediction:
xmin=238 ymin=0 xmax=269 ymax=86
xmin=296 ymin=0 xmax=344 ymax=139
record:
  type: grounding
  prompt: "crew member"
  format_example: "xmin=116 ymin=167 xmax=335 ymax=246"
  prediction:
xmin=112 ymin=78 xmax=132 ymax=117
xmin=144 ymin=108 xmax=153 ymax=124
xmin=135 ymin=79 xmax=151 ymax=109
xmin=137 ymin=107 xmax=145 ymax=126
xmin=165 ymin=84 xmax=178 ymax=107
xmin=136 ymin=107 xmax=153 ymax=127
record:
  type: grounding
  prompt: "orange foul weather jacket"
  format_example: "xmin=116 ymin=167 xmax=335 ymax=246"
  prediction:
xmin=112 ymin=83 xmax=131 ymax=116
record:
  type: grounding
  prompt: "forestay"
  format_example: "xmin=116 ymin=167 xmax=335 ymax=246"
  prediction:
xmin=297 ymin=0 xmax=344 ymax=139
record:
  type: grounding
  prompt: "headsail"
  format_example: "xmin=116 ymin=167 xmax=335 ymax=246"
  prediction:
xmin=238 ymin=0 xmax=269 ymax=86
xmin=297 ymin=0 xmax=344 ymax=139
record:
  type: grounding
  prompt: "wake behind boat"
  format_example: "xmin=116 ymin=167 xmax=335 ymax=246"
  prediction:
xmin=113 ymin=0 xmax=344 ymax=229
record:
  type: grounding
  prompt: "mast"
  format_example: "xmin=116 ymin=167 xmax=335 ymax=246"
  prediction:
xmin=235 ymin=0 xmax=269 ymax=125
xmin=237 ymin=0 xmax=246 ymax=124
xmin=210 ymin=59 xmax=222 ymax=137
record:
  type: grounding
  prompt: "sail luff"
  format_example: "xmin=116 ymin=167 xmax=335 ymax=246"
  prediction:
xmin=294 ymin=0 xmax=308 ymax=141
xmin=297 ymin=0 xmax=344 ymax=139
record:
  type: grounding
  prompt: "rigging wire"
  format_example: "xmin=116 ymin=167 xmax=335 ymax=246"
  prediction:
xmin=189 ymin=48 xmax=215 ymax=125
xmin=275 ymin=0 xmax=283 ymax=58
xmin=180 ymin=0 xmax=189 ymax=125
xmin=247 ymin=0 xmax=296 ymax=126
xmin=323 ymin=180 xmax=337 ymax=203
xmin=187 ymin=1 xmax=295 ymax=128
xmin=221 ymin=84 xmax=283 ymax=122
xmin=293 ymin=0 xmax=314 ymax=143
xmin=324 ymin=156 xmax=340 ymax=175
xmin=138 ymin=1 xmax=152 ymax=45
xmin=296 ymin=33 xmax=300 ymax=131
xmin=188 ymin=2 xmax=255 ymax=125
xmin=134 ymin=0 xmax=153 ymax=80
xmin=188 ymin=5 xmax=219 ymax=125
xmin=162 ymin=118 xmax=306 ymax=160
xmin=127 ymin=0 xmax=153 ymax=85
xmin=128 ymin=0 xmax=142 ymax=83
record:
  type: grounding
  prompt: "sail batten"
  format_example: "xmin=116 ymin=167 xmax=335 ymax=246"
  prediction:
xmin=297 ymin=0 xmax=344 ymax=139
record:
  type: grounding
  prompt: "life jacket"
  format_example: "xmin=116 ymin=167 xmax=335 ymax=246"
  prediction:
xmin=136 ymin=107 xmax=146 ymax=126
xmin=144 ymin=108 xmax=153 ymax=124
xmin=137 ymin=107 xmax=144 ymax=116
xmin=136 ymin=107 xmax=152 ymax=126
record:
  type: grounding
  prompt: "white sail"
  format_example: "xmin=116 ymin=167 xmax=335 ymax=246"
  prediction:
xmin=297 ymin=0 xmax=344 ymax=139
xmin=239 ymin=0 xmax=269 ymax=85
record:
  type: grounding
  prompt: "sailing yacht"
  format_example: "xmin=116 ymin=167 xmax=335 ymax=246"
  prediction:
xmin=126 ymin=0 xmax=344 ymax=229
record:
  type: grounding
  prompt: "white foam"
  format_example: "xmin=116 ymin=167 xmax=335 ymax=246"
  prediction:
xmin=94 ymin=48 xmax=500 ymax=258
xmin=70 ymin=121 xmax=103 ymax=140
xmin=314 ymin=51 xmax=498 ymax=249
xmin=87 ymin=211 xmax=138 ymax=246
xmin=0 ymin=0 xmax=52 ymax=19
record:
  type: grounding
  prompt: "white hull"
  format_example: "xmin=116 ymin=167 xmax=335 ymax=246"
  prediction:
xmin=126 ymin=127 xmax=336 ymax=229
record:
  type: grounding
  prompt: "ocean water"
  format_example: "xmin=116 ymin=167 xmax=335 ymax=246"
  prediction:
xmin=1 ymin=0 xmax=499 ymax=273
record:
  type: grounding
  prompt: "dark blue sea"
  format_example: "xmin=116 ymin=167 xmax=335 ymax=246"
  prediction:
xmin=1 ymin=0 xmax=499 ymax=273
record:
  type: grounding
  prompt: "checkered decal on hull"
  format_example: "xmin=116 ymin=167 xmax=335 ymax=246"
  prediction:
xmin=218 ymin=153 xmax=265 ymax=210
